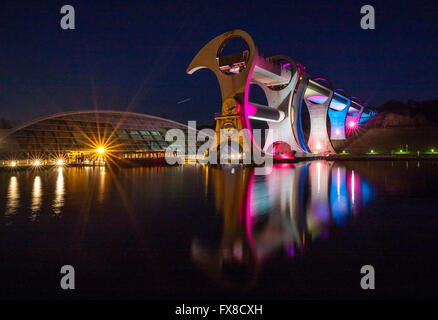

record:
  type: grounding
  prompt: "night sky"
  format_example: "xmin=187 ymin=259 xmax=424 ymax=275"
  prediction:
xmin=1 ymin=0 xmax=437 ymax=125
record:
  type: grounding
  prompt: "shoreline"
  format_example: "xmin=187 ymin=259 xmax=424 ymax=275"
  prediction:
xmin=1 ymin=154 xmax=437 ymax=171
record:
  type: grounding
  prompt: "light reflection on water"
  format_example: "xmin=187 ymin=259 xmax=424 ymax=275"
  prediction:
xmin=3 ymin=161 xmax=438 ymax=298
xmin=6 ymin=176 xmax=19 ymax=218
xmin=30 ymin=176 xmax=42 ymax=221
xmin=52 ymin=168 xmax=65 ymax=215
xmin=192 ymin=161 xmax=374 ymax=289
xmin=2 ymin=167 xmax=106 ymax=223
xmin=3 ymin=163 xmax=372 ymax=250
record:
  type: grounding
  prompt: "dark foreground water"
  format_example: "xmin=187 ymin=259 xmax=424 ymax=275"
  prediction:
xmin=1 ymin=161 xmax=438 ymax=299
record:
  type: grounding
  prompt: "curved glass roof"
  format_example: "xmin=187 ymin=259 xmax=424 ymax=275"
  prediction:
xmin=0 ymin=110 xmax=190 ymax=156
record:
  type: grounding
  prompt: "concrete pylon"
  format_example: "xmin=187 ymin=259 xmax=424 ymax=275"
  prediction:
xmin=304 ymin=80 xmax=335 ymax=154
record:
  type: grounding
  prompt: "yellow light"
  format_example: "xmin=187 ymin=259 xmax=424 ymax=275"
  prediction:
xmin=432 ymin=149 xmax=435 ymax=153
xmin=11 ymin=161 xmax=16 ymax=167
xmin=56 ymin=159 xmax=64 ymax=166
xmin=400 ymin=149 xmax=403 ymax=153
xmin=97 ymin=147 xmax=105 ymax=155
xmin=371 ymin=150 xmax=374 ymax=153
xmin=34 ymin=160 xmax=41 ymax=166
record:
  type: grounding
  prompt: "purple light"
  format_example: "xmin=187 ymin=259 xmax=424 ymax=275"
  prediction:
xmin=307 ymin=95 xmax=329 ymax=104
xmin=282 ymin=63 xmax=291 ymax=68
xmin=288 ymin=245 xmax=295 ymax=257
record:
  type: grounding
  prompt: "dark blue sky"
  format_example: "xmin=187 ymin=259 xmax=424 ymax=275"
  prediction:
xmin=1 ymin=0 xmax=437 ymax=124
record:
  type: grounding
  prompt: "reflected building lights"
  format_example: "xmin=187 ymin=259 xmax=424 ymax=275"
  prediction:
xmin=6 ymin=176 xmax=20 ymax=218
xmin=204 ymin=165 xmax=209 ymax=198
xmin=52 ymin=168 xmax=65 ymax=215
xmin=96 ymin=166 xmax=106 ymax=206
xmin=330 ymin=166 xmax=350 ymax=225
xmin=30 ymin=176 xmax=42 ymax=220
xmin=351 ymin=170 xmax=355 ymax=205
xmin=306 ymin=161 xmax=332 ymax=238
xmin=192 ymin=161 xmax=373 ymax=289
xmin=317 ymin=162 xmax=321 ymax=193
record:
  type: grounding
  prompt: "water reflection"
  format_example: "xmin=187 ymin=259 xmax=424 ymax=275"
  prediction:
xmin=192 ymin=161 xmax=373 ymax=289
xmin=52 ymin=168 xmax=65 ymax=215
xmin=30 ymin=176 xmax=42 ymax=221
xmin=6 ymin=176 xmax=20 ymax=218
xmin=98 ymin=166 xmax=106 ymax=206
xmin=330 ymin=167 xmax=349 ymax=225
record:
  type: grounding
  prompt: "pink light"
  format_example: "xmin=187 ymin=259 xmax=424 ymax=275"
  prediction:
xmin=308 ymin=95 xmax=329 ymax=104
xmin=246 ymin=103 xmax=258 ymax=117
xmin=348 ymin=121 xmax=356 ymax=128
xmin=245 ymin=172 xmax=256 ymax=257
xmin=336 ymin=129 xmax=341 ymax=135
xmin=282 ymin=63 xmax=291 ymax=68
xmin=274 ymin=163 xmax=295 ymax=169
xmin=242 ymin=62 xmax=263 ymax=152
xmin=275 ymin=152 xmax=294 ymax=160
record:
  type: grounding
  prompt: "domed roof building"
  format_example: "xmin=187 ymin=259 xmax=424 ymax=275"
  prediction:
xmin=0 ymin=110 xmax=197 ymax=165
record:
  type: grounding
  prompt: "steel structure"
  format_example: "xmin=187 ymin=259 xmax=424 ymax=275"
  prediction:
xmin=187 ymin=30 xmax=375 ymax=160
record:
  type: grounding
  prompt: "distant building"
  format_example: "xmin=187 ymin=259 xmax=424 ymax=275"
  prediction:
xmin=0 ymin=110 xmax=200 ymax=164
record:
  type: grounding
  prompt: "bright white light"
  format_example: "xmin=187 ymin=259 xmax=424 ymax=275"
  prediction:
xmin=56 ymin=159 xmax=64 ymax=166
xmin=336 ymin=129 xmax=340 ymax=135
xmin=97 ymin=147 xmax=105 ymax=155
xmin=229 ymin=67 xmax=239 ymax=74
xmin=10 ymin=161 xmax=16 ymax=167
xmin=348 ymin=121 xmax=356 ymax=128
xmin=316 ymin=141 xmax=321 ymax=150
xmin=34 ymin=160 xmax=41 ymax=166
